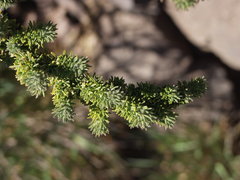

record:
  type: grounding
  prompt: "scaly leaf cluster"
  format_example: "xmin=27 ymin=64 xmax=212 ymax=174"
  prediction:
xmin=0 ymin=0 xmax=207 ymax=136
xmin=0 ymin=0 xmax=15 ymax=10
xmin=172 ymin=0 xmax=203 ymax=9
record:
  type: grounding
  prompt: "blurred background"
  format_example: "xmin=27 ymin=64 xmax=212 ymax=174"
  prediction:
xmin=1 ymin=0 xmax=240 ymax=179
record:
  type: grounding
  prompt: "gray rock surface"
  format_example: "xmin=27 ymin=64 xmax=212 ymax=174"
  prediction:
xmin=167 ymin=0 xmax=240 ymax=70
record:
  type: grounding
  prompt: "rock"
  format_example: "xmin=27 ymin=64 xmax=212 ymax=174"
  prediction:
xmin=166 ymin=0 xmax=240 ymax=70
xmin=96 ymin=11 xmax=191 ymax=83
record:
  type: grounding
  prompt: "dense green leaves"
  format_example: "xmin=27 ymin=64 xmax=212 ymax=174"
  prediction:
xmin=88 ymin=105 xmax=109 ymax=136
xmin=25 ymin=21 xmax=57 ymax=48
xmin=0 ymin=0 xmax=207 ymax=136
xmin=172 ymin=0 xmax=203 ymax=9
xmin=114 ymin=99 xmax=156 ymax=129
xmin=0 ymin=0 xmax=15 ymax=10
xmin=54 ymin=52 xmax=90 ymax=78
xmin=10 ymin=51 xmax=49 ymax=97
xmin=51 ymin=78 xmax=75 ymax=122
xmin=80 ymin=75 xmax=123 ymax=109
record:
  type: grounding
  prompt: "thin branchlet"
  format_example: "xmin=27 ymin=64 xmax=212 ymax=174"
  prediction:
xmin=172 ymin=0 xmax=203 ymax=10
xmin=0 ymin=0 xmax=207 ymax=136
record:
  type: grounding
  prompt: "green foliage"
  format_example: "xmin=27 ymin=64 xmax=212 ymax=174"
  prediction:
xmin=172 ymin=0 xmax=203 ymax=9
xmin=0 ymin=0 xmax=206 ymax=136
xmin=24 ymin=21 xmax=57 ymax=48
xmin=0 ymin=0 xmax=15 ymax=10
xmin=50 ymin=78 xmax=75 ymax=122
xmin=88 ymin=105 xmax=109 ymax=136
